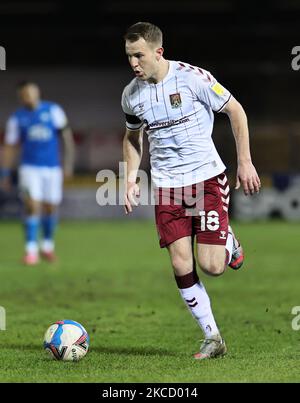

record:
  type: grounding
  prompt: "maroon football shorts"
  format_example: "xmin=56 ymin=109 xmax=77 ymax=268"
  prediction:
xmin=154 ymin=172 xmax=230 ymax=248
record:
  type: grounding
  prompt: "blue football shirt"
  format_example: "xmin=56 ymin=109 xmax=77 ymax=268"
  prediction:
xmin=5 ymin=101 xmax=68 ymax=167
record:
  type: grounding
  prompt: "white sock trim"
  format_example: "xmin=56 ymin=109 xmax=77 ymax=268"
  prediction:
xmin=25 ymin=241 xmax=39 ymax=255
xmin=226 ymin=231 xmax=233 ymax=263
xmin=40 ymin=239 xmax=55 ymax=253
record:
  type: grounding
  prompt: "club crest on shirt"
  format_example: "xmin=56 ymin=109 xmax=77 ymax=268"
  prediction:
xmin=169 ymin=93 xmax=182 ymax=108
xmin=40 ymin=112 xmax=50 ymax=122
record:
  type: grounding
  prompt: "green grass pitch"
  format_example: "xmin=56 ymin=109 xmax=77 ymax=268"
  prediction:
xmin=0 ymin=220 xmax=300 ymax=383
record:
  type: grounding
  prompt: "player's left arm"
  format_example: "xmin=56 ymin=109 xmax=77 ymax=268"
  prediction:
xmin=221 ymin=97 xmax=261 ymax=196
xmin=60 ymin=125 xmax=75 ymax=179
xmin=51 ymin=104 xmax=75 ymax=179
xmin=191 ymin=69 xmax=260 ymax=196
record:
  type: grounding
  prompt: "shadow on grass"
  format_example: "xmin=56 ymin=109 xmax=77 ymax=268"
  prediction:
xmin=2 ymin=344 xmax=176 ymax=357
xmin=90 ymin=345 xmax=176 ymax=357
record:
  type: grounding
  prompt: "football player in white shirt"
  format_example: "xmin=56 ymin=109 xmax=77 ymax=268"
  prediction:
xmin=122 ymin=22 xmax=260 ymax=359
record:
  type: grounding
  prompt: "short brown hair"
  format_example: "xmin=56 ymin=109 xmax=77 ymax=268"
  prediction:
xmin=17 ymin=80 xmax=38 ymax=90
xmin=124 ymin=22 xmax=163 ymax=46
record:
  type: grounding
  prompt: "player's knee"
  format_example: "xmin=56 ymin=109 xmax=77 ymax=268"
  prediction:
xmin=43 ymin=203 xmax=57 ymax=215
xmin=24 ymin=196 xmax=40 ymax=215
xmin=171 ymin=255 xmax=193 ymax=276
xmin=200 ymin=262 xmax=225 ymax=277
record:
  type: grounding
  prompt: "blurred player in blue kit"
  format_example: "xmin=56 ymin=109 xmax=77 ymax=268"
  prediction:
xmin=0 ymin=81 xmax=75 ymax=265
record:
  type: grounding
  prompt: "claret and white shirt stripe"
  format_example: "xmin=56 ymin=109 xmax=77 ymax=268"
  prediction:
xmin=121 ymin=60 xmax=231 ymax=187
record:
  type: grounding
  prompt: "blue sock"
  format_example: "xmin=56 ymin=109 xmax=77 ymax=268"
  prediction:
xmin=41 ymin=214 xmax=57 ymax=241
xmin=24 ymin=215 xmax=40 ymax=253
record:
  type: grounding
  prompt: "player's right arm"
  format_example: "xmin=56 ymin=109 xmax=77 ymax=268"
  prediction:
xmin=123 ymin=127 xmax=143 ymax=214
xmin=0 ymin=116 xmax=20 ymax=191
xmin=121 ymin=85 xmax=144 ymax=214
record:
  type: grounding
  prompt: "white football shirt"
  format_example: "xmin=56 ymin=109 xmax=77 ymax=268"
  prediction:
xmin=121 ymin=60 xmax=231 ymax=187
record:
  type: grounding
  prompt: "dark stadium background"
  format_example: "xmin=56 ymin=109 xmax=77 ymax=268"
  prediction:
xmin=1 ymin=0 xmax=300 ymax=384
xmin=0 ymin=0 xmax=300 ymax=219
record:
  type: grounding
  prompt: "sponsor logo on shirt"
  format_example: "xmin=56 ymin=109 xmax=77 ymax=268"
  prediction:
xmin=28 ymin=125 xmax=52 ymax=141
xmin=210 ymin=82 xmax=225 ymax=96
xmin=169 ymin=93 xmax=182 ymax=108
xmin=145 ymin=116 xmax=189 ymax=130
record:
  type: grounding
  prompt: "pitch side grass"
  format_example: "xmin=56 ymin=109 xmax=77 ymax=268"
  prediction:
xmin=0 ymin=220 xmax=299 ymax=382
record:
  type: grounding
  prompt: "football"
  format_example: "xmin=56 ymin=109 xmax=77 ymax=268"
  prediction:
xmin=43 ymin=319 xmax=89 ymax=361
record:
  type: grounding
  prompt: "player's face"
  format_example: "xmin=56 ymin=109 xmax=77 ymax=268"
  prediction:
xmin=18 ymin=85 xmax=40 ymax=109
xmin=125 ymin=38 xmax=162 ymax=81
